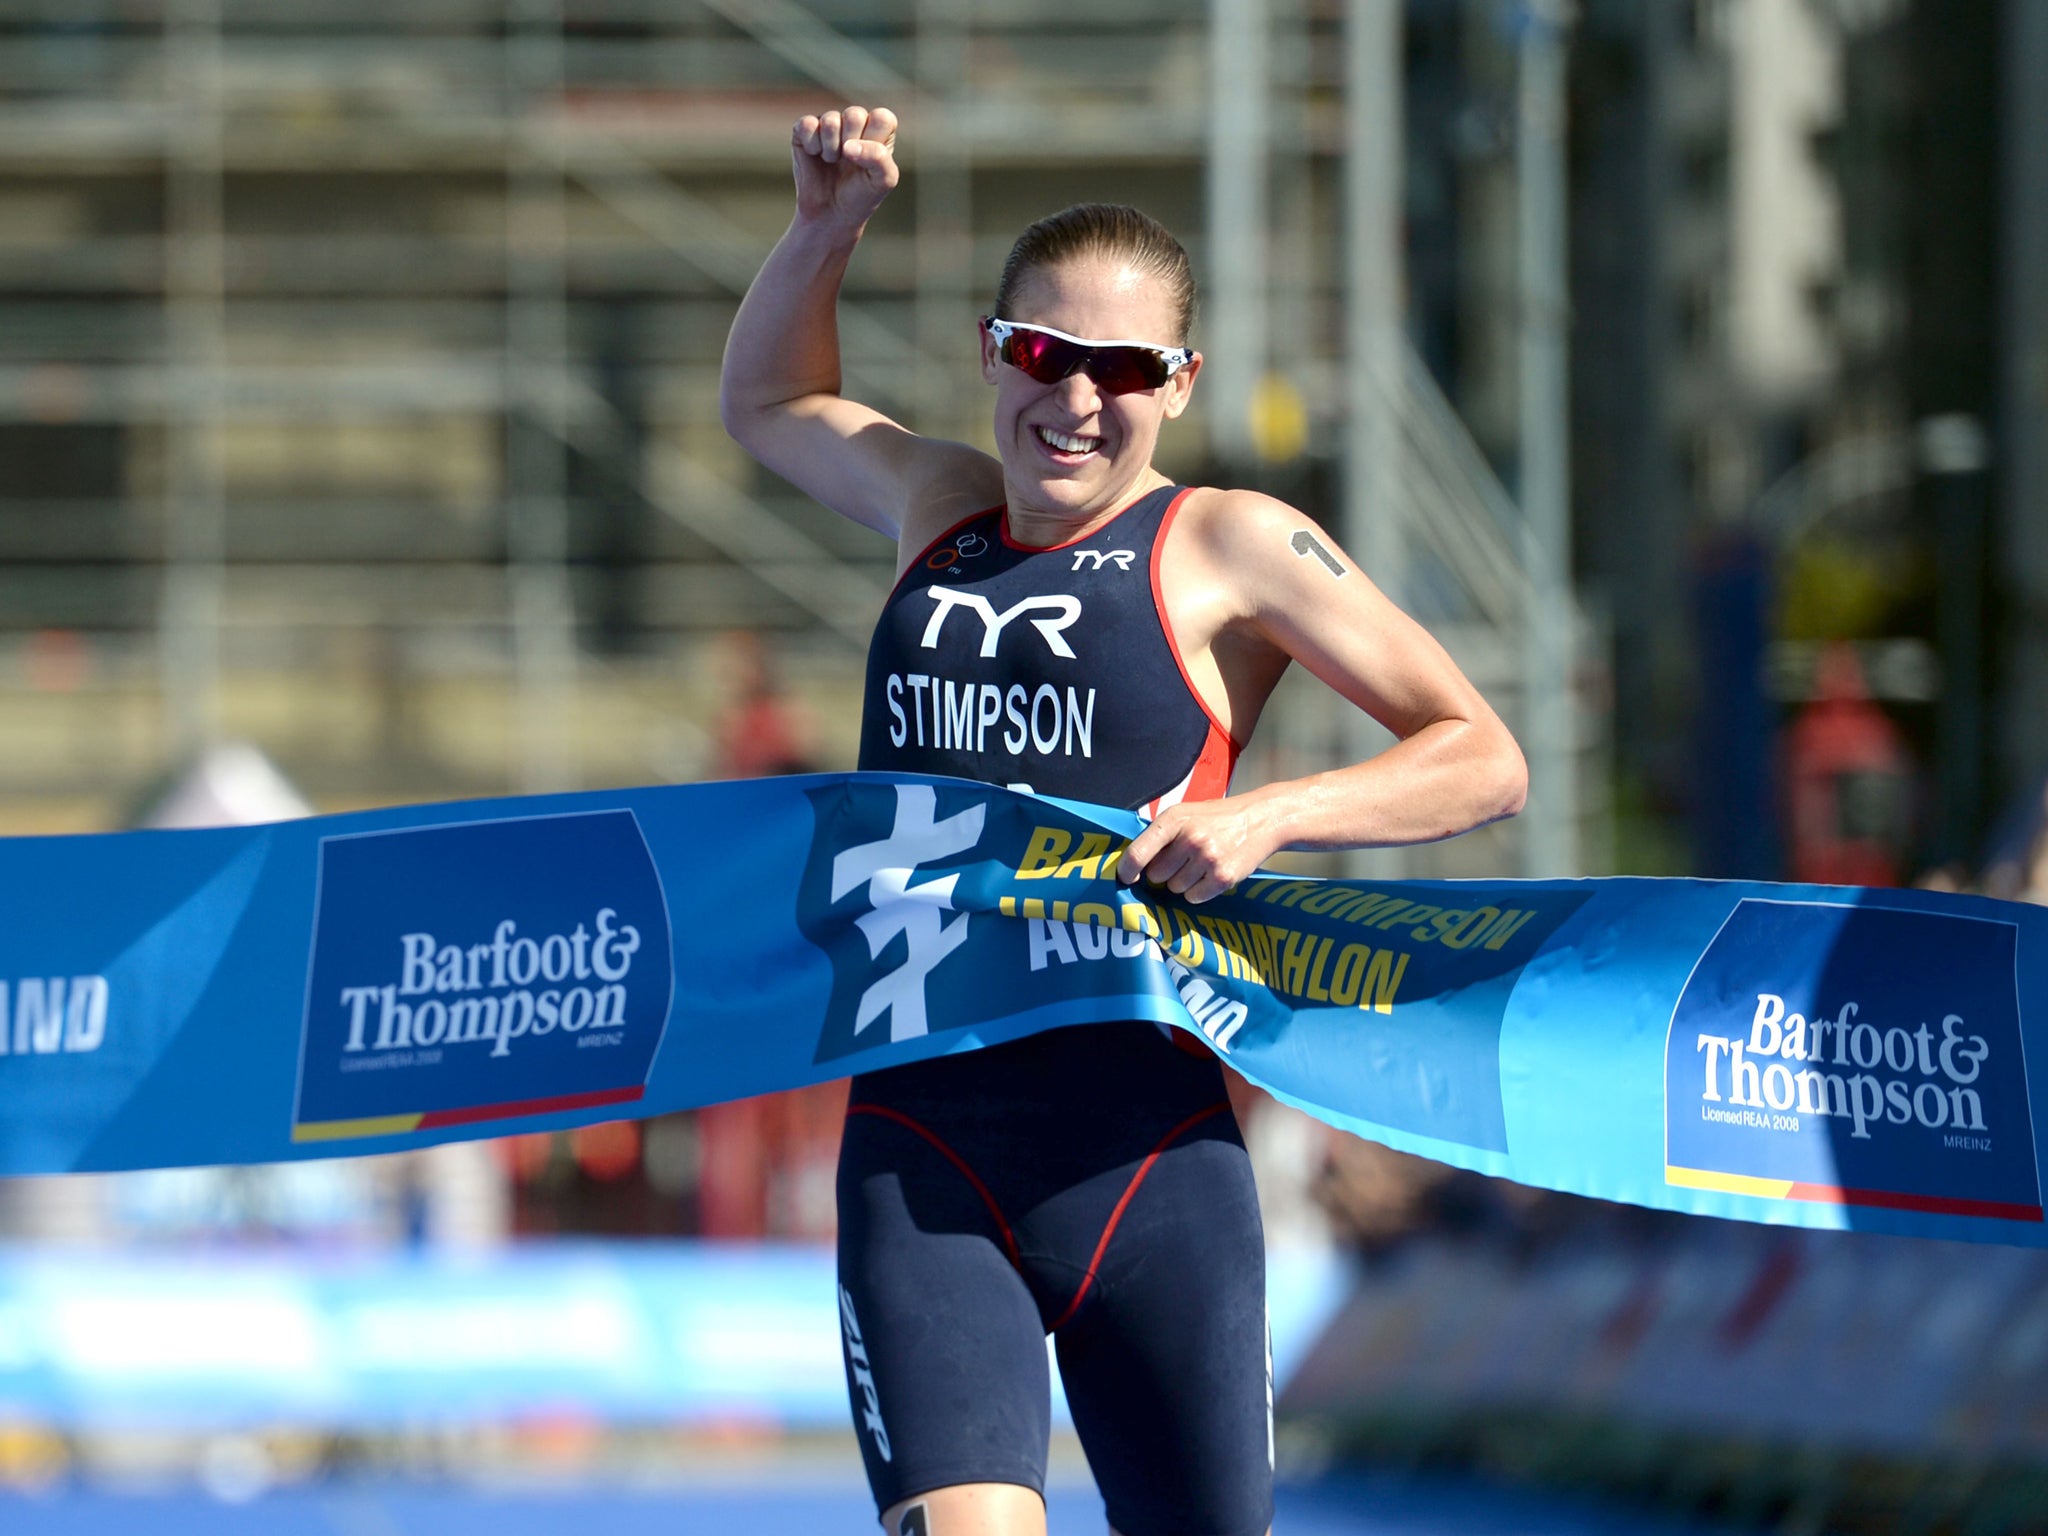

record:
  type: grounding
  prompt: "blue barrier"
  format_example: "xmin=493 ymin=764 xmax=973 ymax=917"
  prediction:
xmin=1280 ymin=1223 xmax=2048 ymax=1462
xmin=0 ymin=1242 xmax=1349 ymax=1429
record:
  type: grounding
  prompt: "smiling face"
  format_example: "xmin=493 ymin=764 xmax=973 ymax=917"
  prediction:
xmin=981 ymin=254 xmax=1201 ymax=537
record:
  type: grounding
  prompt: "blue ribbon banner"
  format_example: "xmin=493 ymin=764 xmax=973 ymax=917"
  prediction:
xmin=5 ymin=773 xmax=2045 ymax=1245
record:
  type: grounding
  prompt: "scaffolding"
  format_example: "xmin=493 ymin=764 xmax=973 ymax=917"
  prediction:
xmin=0 ymin=0 xmax=1604 ymax=876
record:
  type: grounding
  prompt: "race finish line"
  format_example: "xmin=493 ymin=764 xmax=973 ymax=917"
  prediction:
xmin=3 ymin=772 xmax=2043 ymax=1245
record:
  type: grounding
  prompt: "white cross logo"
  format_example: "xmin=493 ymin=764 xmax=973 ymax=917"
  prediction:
xmin=830 ymin=785 xmax=986 ymax=1042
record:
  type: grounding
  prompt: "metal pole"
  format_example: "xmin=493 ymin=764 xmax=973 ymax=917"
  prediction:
xmin=1207 ymin=0 xmax=1269 ymax=463
xmin=1999 ymin=0 xmax=2048 ymax=798
xmin=1517 ymin=0 xmax=1576 ymax=878
xmin=1269 ymin=0 xmax=1313 ymax=403
xmin=1925 ymin=413 xmax=1991 ymax=866
xmin=506 ymin=0 xmax=578 ymax=793
xmin=161 ymin=0 xmax=226 ymax=763
xmin=915 ymin=0 xmax=973 ymax=442
xmin=1344 ymin=0 xmax=1403 ymax=879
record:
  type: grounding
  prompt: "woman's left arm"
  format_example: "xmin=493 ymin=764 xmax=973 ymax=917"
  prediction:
xmin=1118 ymin=491 xmax=1528 ymax=904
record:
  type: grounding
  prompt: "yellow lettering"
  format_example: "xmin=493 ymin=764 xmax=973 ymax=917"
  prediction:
xmin=1074 ymin=902 xmax=1116 ymax=933
xmin=1280 ymin=929 xmax=1317 ymax=996
xmin=1363 ymin=949 xmax=1410 ymax=1013
xmin=1483 ymin=909 xmax=1537 ymax=951
xmin=1297 ymin=885 xmax=1355 ymax=916
xmin=1438 ymin=907 xmax=1497 ymax=949
xmin=1196 ymin=921 xmax=1245 ymax=978
xmin=1390 ymin=903 xmax=1443 ymax=933
xmin=1416 ymin=910 xmax=1466 ymax=945
xmin=1054 ymin=832 xmax=1115 ymax=881
xmin=1023 ymin=898 xmax=1046 ymax=920
xmin=1219 ymin=919 xmax=1262 ymax=985
xmin=1000 ymin=895 xmax=1017 ymax=917
xmin=1254 ymin=924 xmax=1285 ymax=986
xmin=1329 ymin=943 xmax=1371 ymax=1006
xmin=1305 ymin=936 xmax=1335 ymax=1001
xmin=1017 ymin=826 xmax=1072 ymax=879
xmin=1335 ymin=892 xmax=1394 ymax=923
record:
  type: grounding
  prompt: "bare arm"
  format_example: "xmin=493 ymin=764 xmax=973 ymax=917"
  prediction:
xmin=1121 ymin=493 xmax=1528 ymax=902
xmin=720 ymin=105 xmax=998 ymax=542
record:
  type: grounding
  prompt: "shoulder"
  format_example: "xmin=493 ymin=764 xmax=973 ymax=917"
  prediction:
xmin=1168 ymin=486 xmax=1350 ymax=586
xmin=896 ymin=444 xmax=1007 ymax=568
xmin=1174 ymin=485 xmax=1307 ymax=539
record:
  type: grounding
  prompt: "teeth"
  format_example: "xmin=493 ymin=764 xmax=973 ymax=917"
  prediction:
xmin=1037 ymin=426 xmax=1098 ymax=454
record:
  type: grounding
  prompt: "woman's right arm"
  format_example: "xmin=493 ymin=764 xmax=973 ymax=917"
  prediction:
xmin=720 ymin=105 xmax=998 ymax=542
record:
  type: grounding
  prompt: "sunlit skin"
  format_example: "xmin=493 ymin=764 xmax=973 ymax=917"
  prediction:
xmin=722 ymin=104 xmax=1527 ymax=1536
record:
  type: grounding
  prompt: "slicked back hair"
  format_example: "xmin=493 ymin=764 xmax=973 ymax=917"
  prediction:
xmin=993 ymin=203 xmax=1198 ymax=345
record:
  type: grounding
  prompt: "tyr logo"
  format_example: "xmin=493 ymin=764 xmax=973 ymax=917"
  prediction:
xmin=1071 ymin=549 xmax=1136 ymax=572
xmin=919 ymin=590 xmax=1082 ymax=658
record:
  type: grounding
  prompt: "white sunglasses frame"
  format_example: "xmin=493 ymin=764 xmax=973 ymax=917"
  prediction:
xmin=981 ymin=317 xmax=1194 ymax=384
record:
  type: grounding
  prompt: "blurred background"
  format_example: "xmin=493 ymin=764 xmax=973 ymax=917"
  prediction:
xmin=0 ymin=0 xmax=2045 ymax=1531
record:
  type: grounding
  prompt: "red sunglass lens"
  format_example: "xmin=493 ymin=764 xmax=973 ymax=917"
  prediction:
xmin=1002 ymin=329 xmax=1080 ymax=384
xmin=998 ymin=328 xmax=1171 ymax=394
xmin=1088 ymin=352 xmax=1168 ymax=394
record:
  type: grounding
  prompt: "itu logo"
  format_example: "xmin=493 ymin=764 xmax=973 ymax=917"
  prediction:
xmin=924 ymin=530 xmax=988 ymax=571
xmin=832 ymin=785 xmax=983 ymax=1042
xmin=799 ymin=781 xmax=990 ymax=1063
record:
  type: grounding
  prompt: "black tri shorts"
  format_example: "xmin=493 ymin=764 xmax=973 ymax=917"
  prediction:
xmin=835 ymin=1022 xmax=1272 ymax=1536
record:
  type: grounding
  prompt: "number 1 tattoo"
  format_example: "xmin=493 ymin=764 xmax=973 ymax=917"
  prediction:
xmin=1289 ymin=528 xmax=1346 ymax=577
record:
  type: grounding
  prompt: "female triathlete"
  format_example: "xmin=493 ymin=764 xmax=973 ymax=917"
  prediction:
xmin=722 ymin=104 xmax=1526 ymax=1536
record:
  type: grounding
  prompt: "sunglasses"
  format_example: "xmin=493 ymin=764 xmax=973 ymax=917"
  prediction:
xmin=982 ymin=317 xmax=1193 ymax=396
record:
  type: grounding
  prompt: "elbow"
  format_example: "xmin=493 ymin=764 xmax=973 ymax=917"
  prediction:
xmin=1495 ymin=737 xmax=1530 ymax=822
xmin=717 ymin=346 xmax=776 ymax=447
xmin=1441 ymin=715 xmax=1527 ymax=828
xmin=720 ymin=377 xmax=818 ymax=457
xmin=1497 ymin=768 xmax=1529 ymax=823
xmin=1461 ymin=717 xmax=1526 ymax=827
xmin=719 ymin=390 xmax=781 ymax=461
xmin=717 ymin=379 xmax=753 ymax=445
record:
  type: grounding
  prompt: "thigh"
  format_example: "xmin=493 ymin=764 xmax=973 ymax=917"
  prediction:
xmin=1053 ymin=1132 xmax=1272 ymax=1536
xmin=837 ymin=1107 xmax=1053 ymax=1515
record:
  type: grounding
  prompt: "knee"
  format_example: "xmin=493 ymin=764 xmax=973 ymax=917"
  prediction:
xmin=881 ymin=1482 xmax=1045 ymax=1536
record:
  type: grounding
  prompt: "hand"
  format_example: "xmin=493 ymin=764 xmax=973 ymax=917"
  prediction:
xmin=1115 ymin=796 xmax=1277 ymax=906
xmin=791 ymin=105 xmax=900 ymax=233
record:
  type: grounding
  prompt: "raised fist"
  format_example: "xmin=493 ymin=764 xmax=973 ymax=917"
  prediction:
xmin=791 ymin=105 xmax=900 ymax=231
